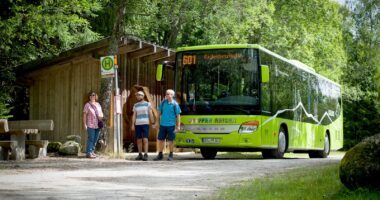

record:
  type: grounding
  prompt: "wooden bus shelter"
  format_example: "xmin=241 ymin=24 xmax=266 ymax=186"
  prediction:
xmin=16 ymin=36 xmax=175 ymax=152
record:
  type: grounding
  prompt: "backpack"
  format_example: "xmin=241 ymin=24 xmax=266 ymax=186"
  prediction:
xmin=160 ymin=99 xmax=178 ymax=115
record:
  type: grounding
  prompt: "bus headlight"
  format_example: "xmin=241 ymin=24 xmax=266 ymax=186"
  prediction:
xmin=238 ymin=121 xmax=259 ymax=134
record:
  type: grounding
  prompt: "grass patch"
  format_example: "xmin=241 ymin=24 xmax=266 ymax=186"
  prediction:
xmin=216 ymin=151 xmax=345 ymax=160
xmin=208 ymin=163 xmax=380 ymax=200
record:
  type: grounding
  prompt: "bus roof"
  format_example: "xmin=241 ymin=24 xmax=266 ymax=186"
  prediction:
xmin=176 ymin=44 xmax=340 ymax=87
xmin=176 ymin=44 xmax=261 ymax=52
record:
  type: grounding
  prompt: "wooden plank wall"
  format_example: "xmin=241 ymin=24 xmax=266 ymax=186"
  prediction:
xmin=28 ymin=49 xmax=174 ymax=150
xmin=30 ymin=54 xmax=100 ymax=147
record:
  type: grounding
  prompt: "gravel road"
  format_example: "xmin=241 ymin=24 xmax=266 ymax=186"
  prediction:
xmin=0 ymin=152 xmax=343 ymax=200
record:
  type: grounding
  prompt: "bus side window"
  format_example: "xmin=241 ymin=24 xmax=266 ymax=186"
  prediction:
xmin=260 ymin=50 xmax=272 ymax=113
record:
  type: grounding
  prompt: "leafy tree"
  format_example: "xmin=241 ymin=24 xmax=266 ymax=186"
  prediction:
xmin=199 ymin=0 xmax=275 ymax=45
xmin=97 ymin=0 xmax=129 ymax=154
xmin=99 ymin=0 xmax=274 ymax=48
xmin=112 ymin=0 xmax=345 ymax=82
xmin=342 ymin=0 xmax=380 ymax=148
xmin=0 ymin=0 xmax=102 ymax=118
xmin=260 ymin=0 xmax=346 ymax=82
xmin=0 ymin=60 xmax=14 ymax=118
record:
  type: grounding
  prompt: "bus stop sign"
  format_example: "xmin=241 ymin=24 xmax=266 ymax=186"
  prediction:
xmin=101 ymin=56 xmax=115 ymax=78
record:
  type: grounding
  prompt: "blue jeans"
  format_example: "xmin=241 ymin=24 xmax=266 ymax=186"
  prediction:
xmin=87 ymin=128 xmax=100 ymax=155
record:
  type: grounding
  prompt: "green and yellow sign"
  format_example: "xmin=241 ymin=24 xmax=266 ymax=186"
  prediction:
xmin=100 ymin=56 xmax=115 ymax=78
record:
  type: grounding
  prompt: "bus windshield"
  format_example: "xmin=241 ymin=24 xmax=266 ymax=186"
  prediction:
xmin=176 ymin=48 xmax=260 ymax=115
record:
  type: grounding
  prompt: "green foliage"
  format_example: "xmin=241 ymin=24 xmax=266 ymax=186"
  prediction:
xmin=197 ymin=0 xmax=275 ymax=45
xmin=0 ymin=0 xmax=102 ymax=118
xmin=342 ymin=96 xmax=380 ymax=149
xmin=0 ymin=102 xmax=12 ymax=119
xmin=0 ymin=0 xmax=102 ymax=64
xmin=260 ymin=0 xmax=346 ymax=82
xmin=342 ymin=0 xmax=380 ymax=148
xmin=0 ymin=63 xmax=13 ymax=119
xmin=106 ymin=0 xmax=275 ymax=47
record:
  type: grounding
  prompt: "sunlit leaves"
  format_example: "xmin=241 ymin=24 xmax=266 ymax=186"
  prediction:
xmin=0 ymin=0 xmax=103 ymax=117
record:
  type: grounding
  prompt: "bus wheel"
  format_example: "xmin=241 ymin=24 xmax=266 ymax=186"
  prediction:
xmin=200 ymin=148 xmax=217 ymax=159
xmin=309 ymin=134 xmax=330 ymax=158
xmin=262 ymin=127 xmax=287 ymax=159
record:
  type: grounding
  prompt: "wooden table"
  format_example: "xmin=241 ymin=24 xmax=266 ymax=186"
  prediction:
xmin=0 ymin=120 xmax=53 ymax=160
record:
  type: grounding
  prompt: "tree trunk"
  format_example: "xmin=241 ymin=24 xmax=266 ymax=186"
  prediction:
xmin=98 ymin=0 xmax=128 ymax=152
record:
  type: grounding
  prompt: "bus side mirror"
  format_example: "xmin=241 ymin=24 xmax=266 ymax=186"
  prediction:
xmin=156 ymin=64 xmax=163 ymax=81
xmin=261 ymin=65 xmax=270 ymax=83
xmin=156 ymin=61 xmax=175 ymax=82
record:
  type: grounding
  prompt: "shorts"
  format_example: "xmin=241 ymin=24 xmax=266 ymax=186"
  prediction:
xmin=157 ymin=126 xmax=176 ymax=141
xmin=135 ymin=124 xmax=149 ymax=139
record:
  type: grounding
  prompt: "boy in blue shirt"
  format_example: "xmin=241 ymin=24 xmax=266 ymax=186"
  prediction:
xmin=154 ymin=89 xmax=181 ymax=161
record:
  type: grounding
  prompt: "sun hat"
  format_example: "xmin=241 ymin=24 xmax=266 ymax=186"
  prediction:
xmin=136 ymin=91 xmax=145 ymax=96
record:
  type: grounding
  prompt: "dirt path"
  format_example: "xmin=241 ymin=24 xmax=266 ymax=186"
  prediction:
xmin=0 ymin=152 xmax=343 ymax=200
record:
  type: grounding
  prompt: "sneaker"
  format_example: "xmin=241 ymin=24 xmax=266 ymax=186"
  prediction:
xmin=86 ymin=154 xmax=96 ymax=159
xmin=153 ymin=153 xmax=163 ymax=161
xmin=135 ymin=153 xmax=143 ymax=160
xmin=91 ymin=152 xmax=97 ymax=158
xmin=167 ymin=152 xmax=173 ymax=161
xmin=142 ymin=153 xmax=148 ymax=161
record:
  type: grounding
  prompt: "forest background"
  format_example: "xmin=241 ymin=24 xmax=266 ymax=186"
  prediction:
xmin=0 ymin=0 xmax=378 ymax=149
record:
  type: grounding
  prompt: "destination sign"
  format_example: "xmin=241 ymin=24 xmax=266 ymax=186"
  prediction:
xmin=203 ymin=53 xmax=243 ymax=60
xmin=183 ymin=53 xmax=244 ymax=65
xmin=183 ymin=55 xmax=196 ymax=65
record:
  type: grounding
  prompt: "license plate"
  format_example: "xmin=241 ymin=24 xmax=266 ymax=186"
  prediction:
xmin=202 ymin=138 xmax=220 ymax=144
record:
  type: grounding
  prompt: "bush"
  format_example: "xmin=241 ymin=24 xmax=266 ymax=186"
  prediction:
xmin=339 ymin=133 xmax=380 ymax=191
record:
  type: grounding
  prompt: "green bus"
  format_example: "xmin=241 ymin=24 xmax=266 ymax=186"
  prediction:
xmin=157 ymin=44 xmax=343 ymax=159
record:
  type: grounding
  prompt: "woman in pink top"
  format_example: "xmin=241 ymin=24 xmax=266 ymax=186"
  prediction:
xmin=83 ymin=91 xmax=103 ymax=158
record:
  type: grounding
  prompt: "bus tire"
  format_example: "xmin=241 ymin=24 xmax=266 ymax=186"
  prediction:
xmin=200 ymin=148 xmax=217 ymax=159
xmin=309 ymin=134 xmax=330 ymax=158
xmin=262 ymin=127 xmax=287 ymax=159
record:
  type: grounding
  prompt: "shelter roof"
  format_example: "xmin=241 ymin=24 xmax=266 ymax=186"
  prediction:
xmin=16 ymin=35 xmax=175 ymax=76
